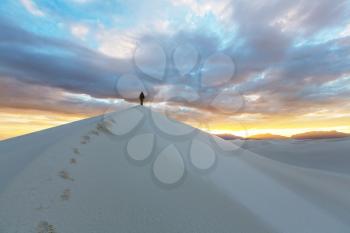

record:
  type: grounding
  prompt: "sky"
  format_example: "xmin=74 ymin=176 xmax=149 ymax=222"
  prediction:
xmin=0 ymin=0 xmax=350 ymax=140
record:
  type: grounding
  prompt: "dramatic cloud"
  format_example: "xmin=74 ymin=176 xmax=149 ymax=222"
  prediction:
xmin=0 ymin=0 xmax=349 ymax=138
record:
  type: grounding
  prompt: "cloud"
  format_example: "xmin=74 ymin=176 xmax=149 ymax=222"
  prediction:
xmin=172 ymin=0 xmax=231 ymax=19
xmin=1 ymin=0 xmax=350 ymax=125
xmin=96 ymin=28 xmax=138 ymax=59
xmin=0 ymin=19 xmax=134 ymax=99
xmin=340 ymin=24 xmax=350 ymax=38
xmin=70 ymin=24 xmax=89 ymax=40
xmin=0 ymin=76 xmax=110 ymax=115
xmin=70 ymin=0 xmax=94 ymax=3
xmin=95 ymin=18 xmax=173 ymax=59
xmin=20 ymin=0 xmax=45 ymax=17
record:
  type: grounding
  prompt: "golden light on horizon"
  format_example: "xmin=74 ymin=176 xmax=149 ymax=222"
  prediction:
xmin=0 ymin=109 xmax=86 ymax=140
xmin=205 ymin=119 xmax=350 ymax=137
xmin=1 ymin=108 xmax=349 ymax=140
xmin=190 ymin=111 xmax=350 ymax=137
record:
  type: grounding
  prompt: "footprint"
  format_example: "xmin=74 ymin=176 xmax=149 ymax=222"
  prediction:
xmin=70 ymin=158 xmax=77 ymax=164
xmin=80 ymin=135 xmax=90 ymax=144
xmin=72 ymin=148 xmax=80 ymax=155
xmin=58 ymin=170 xmax=74 ymax=181
xmin=96 ymin=122 xmax=106 ymax=132
xmin=83 ymin=135 xmax=90 ymax=140
xmin=60 ymin=189 xmax=71 ymax=201
xmin=89 ymin=130 xmax=99 ymax=136
xmin=35 ymin=205 xmax=49 ymax=211
xmin=37 ymin=221 xmax=57 ymax=233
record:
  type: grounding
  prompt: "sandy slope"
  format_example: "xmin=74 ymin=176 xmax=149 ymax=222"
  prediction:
xmin=0 ymin=106 xmax=350 ymax=233
xmin=243 ymin=139 xmax=350 ymax=175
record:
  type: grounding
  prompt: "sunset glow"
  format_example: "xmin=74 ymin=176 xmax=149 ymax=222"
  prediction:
xmin=0 ymin=0 xmax=349 ymax=140
xmin=1 ymin=106 xmax=349 ymax=140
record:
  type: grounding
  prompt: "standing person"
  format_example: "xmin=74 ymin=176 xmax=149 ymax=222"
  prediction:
xmin=139 ymin=92 xmax=145 ymax=106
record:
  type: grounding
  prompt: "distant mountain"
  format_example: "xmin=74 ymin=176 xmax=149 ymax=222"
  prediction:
xmin=216 ymin=131 xmax=350 ymax=140
xmin=216 ymin=134 xmax=244 ymax=140
xmin=291 ymin=130 xmax=350 ymax=140
xmin=248 ymin=133 xmax=289 ymax=140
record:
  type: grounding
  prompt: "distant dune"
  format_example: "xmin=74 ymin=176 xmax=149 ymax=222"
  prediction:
xmin=248 ymin=133 xmax=289 ymax=140
xmin=217 ymin=130 xmax=350 ymax=140
xmin=291 ymin=130 xmax=350 ymax=140
xmin=215 ymin=134 xmax=244 ymax=140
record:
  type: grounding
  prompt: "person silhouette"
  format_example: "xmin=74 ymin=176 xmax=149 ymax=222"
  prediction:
xmin=139 ymin=92 xmax=145 ymax=106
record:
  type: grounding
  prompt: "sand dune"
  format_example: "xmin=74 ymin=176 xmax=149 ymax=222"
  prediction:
xmin=0 ymin=106 xmax=350 ymax=233
xmin=248 ymin=133 xmax=289 ymax=140
xmin=217 ymin=131 xmax=350 ymax=140
xmin=291 ymin=130 xmax=350 ymax=139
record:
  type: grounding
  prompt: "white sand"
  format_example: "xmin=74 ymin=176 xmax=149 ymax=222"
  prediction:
xmin=0 ymin=106 xmax=349 ymax=233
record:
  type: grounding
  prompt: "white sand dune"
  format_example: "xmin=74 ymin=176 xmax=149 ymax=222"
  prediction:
xmin=243 ymin=138 xmax=350 ymax=175
xmin=0 ymin=106 xmax=350 ymax=233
